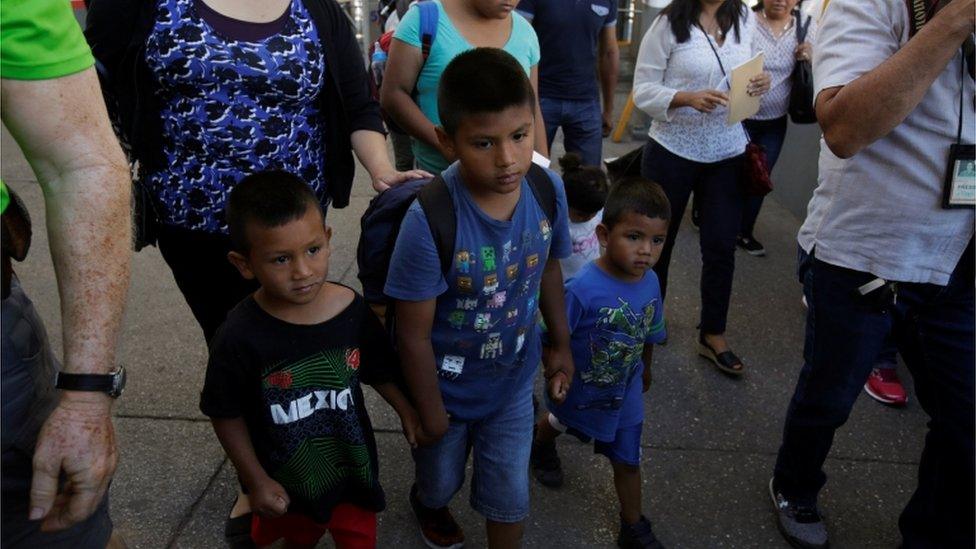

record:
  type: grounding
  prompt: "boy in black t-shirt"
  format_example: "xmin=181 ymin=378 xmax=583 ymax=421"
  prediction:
xmin=200 ymin=171 xmax=421 ymax=548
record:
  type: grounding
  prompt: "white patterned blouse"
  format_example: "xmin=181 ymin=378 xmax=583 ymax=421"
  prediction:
xmin=751 ymin=11 xmax=817 ymax=120
xmin=633 ymin=7 xmax=756 ymax=163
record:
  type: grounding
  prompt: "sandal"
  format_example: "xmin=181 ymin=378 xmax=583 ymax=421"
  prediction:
xmin=698 ymin=336 xmax=744 ymax=376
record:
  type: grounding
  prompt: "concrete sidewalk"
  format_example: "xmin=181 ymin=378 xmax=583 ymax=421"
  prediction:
xmin=1 ymin=121 xmax=926 ymax=548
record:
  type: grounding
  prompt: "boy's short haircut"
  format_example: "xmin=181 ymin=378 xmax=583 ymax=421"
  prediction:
xmin=437 ymin=48 xmax=536 ymax=136
xmin=602 ymin=176 xmax=671 ymax=228
xmin=559 ymin=152 xmax=608 ymax=215
xmin=226 ymin=170 xmax=321 ymax=253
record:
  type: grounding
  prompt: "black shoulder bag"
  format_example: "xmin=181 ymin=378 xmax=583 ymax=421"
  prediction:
xmin=788 ymin=11 xmax=817 ymax=124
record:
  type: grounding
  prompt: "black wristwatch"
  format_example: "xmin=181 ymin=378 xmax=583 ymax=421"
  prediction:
xmin=55 ymin=366 xmax=127 ymax=398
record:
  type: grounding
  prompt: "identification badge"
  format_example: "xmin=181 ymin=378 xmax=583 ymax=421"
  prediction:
xmin=943 ymin=143 xmax=976 ymax=209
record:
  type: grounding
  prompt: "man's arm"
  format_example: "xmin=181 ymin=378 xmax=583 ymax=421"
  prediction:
xmin=395 ymin=299 xmax=449 ymax=442
xmin=816 ymin=0 xmax=974 ymax=158
xmin=1 ymin=66 xmax=131 ymax=530
xmin=597 ymin=25 xmax=620 ymax=136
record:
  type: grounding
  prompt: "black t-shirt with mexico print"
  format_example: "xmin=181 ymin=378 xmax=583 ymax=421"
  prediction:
xmin=200 ymin=289 xmax=397 ymax=523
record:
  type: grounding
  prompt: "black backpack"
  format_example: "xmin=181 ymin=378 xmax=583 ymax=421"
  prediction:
xmin=356 ymin=163 xmax=557 ymax=317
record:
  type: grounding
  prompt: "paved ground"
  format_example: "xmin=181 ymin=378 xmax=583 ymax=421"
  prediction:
xmin=2 ymin=102 xmax=927 ymax=548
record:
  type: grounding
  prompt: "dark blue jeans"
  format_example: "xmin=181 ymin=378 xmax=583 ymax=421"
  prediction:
xmin=641 ymin=139 xmax=744 ymax=335
xmin=540 ymin=97 xmax=603 ymax=165
xmin=741 ymin=116 xmax=787 ymax=238
xmin=774 ymin=242 xmax=975 ymax=547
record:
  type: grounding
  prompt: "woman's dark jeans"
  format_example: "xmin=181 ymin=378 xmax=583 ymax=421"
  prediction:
xmin=157 ymin=224 xmax=260 ymax=344
xmin=641 ymin=139 xmax=744 ymax=335
xmin=741 ymin=116 xmax=788 ymax=238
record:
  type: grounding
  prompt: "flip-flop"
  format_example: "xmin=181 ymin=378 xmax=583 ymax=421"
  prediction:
xmin=698 ymin=339 xmax=744 ymax=377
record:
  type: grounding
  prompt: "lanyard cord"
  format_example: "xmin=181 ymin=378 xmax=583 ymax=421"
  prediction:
xmin=959 ymin=47 xmax=965 ymax=145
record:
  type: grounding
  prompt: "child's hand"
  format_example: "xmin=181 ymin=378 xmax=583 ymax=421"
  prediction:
xmin=642 ymin=366 xmax=652 ymax=393
xmin=547 ymin=370 xmax=571 ymax=404
xmin=250 ymin=476 xmax=290 ymax=518
xmin=398 ymin=405 xmax=423 ymax=448
xmin=543 ymin=345 xmax=575 ymax=404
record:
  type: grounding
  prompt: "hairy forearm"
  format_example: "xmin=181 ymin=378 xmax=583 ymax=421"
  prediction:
xmin=1 ymin=69 xmax=132 ymax=393
xmin=538 ymin=259 xmax=570 ymax=352
xmin=819 ymin=15 xmax=970 ymax=158
xmin=351 ymin=129 xmax=395 ymax=178
xmin=212 ymin=418 xmax=269 ymax=489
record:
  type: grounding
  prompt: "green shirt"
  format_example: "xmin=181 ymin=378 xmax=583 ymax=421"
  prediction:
xmin=0 ymin=0 xmax=94 ymax=81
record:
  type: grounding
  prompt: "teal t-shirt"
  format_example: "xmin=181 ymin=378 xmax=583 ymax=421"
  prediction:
xmin=393 ymin=0 xmax=540 ymax=173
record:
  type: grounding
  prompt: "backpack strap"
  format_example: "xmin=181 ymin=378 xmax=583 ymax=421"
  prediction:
xmin=416 ymin=174 xmax=457 ymax=276
xmin=524 ymin=163 xmax=558 ymax=225
xmin=417 ymin=1 xmax=439 ymax=61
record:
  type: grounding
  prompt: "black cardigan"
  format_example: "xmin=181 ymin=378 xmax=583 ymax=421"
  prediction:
xmin=84 ymin=0 xmax=385 ymax=209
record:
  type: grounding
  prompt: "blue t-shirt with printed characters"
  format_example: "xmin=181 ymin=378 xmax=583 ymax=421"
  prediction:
xmin=384 ymin=162 xmax=572 ymax=421
xmin=546 ymin=261 xmax=666 ymax=441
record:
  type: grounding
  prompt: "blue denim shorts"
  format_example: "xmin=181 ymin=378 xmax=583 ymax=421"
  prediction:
xmin=412 ymin=388 xmax=534 ymax=523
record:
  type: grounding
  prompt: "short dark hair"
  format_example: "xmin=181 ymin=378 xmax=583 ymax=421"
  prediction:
xmin=602 ymin=176 xmax=671 ymax=228
xmin=559 ymin=153 xmax=608 ymax=215
xmin=438 ymin=48 xmax=536 ymax=136
xmin=226 ymin=170 xmax=321 ymax=253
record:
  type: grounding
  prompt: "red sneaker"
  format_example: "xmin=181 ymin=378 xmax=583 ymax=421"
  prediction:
xmin=864 ymin=367 xmax=908 ymax=406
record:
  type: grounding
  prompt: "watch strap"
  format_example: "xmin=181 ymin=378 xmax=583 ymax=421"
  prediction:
xmin=55 ymin=372 xmax=115 ymax=392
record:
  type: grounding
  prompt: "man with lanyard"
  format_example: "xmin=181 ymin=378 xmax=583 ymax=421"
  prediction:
xmin=1 ymin=0 xmax=132 ymax=546
xmin=516 ymin=0 xmax=620 ymax=165
xmin=768 ymin=0 xmax=975 ymax=546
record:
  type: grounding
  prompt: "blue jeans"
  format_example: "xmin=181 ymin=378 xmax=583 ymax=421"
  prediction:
xmin=540 ymin=97 xmax=603 ymax=165
xmin=741 ymin=116 xmax=787 ymax=238
xmin=412 ymin=387 xmax=534 ymax=523
xmin=641 ymin=139 xmax=745 ymax=335
xmin=774 ymin=242 xmax=975 ymax=547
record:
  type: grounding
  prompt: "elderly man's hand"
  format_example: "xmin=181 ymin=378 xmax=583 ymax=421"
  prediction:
xmin=29 ymin=397 xmax=116 ymax=531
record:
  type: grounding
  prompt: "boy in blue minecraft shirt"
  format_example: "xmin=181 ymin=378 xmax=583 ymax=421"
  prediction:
xmin=384 ymin=48 xmax=575 ymax=549
xmin=531 ymin=177 xmax=671 ymax=549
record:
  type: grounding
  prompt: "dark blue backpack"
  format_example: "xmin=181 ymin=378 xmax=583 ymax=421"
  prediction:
xmin=356 ymin=164 xmax=558 ymax=313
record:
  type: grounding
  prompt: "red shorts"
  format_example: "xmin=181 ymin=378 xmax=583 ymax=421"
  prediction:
xmin=250 ymin=504 xmax=377 ymax=548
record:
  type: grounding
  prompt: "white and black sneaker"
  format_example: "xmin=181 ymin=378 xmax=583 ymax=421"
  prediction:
xmin=769 ymin=478 xmax=829 ymax=549
xmin=737 ymin=236 xmax=766 ymax=256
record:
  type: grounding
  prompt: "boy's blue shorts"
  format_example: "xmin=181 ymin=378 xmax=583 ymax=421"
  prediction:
xmin=566 ymin=421 xmax=644 ymax=467
xmin=412 ymin=387 xmax=534 ymax=523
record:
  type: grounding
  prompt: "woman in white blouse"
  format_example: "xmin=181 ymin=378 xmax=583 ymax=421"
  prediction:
xmin=737 ymin=0 xmax=815 ymax=257
xmin=633 ymin=0 xmax=770 ymax=376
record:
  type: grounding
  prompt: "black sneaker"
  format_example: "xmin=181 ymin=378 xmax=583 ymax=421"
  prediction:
xmin=617 ymin=515 xmax=664 ymax=549
xmin=690 ymin=207 xmax=700 ymax=231
xmin=769 ymin=478 xmax=829 ymax=549
xmin=737 ymin=236 xmax=766 ymax=256
xmin=530 ymin=434 xmax=564 ymax=488
xmin=410 ymin=484 xmax=465 ymax=549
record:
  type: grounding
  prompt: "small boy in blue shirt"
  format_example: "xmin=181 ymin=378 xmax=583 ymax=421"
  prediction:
xmin=531 ymin=177 xmax=671 ymax=549
xmin=384 ymin=48 xmax=575 ymax=549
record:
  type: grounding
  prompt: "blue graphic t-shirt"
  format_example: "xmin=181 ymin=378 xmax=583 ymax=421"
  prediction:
xmin=384 ymin=162 xmax=572 ymax=421
xmin=547 ymin=261 xmax=666 ymax=441
xmin=145 ymin=0 xmax=327 ymax=233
